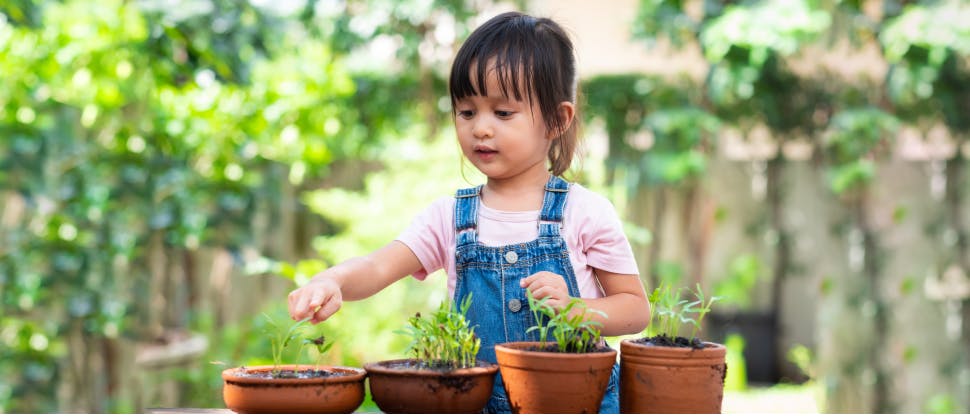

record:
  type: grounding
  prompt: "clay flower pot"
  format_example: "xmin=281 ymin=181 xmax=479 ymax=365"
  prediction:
xmin=494 ymin=341 xmax=617 ymax=413
xmin=364 ymin=359 xmax=498 ymax=413
xmin=221 ymin=364 xmax=366 ymax=413
xmin=619 ymin=339 xmax=727 ymax=413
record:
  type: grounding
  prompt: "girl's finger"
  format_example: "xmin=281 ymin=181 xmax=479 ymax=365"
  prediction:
xmin=296 ymin=288 xmax=324 ymax=320
xmin=311 ymin=294 xmax=341 ymax=324
xmin=291 ymin=291 xmax=312 ymax=320
xmin=527 ymin=282 xmax=552 ymax=298
xmin=530 ymin=286 xmax=548 ymax=300
xmin=308 ymin=291 xmax=325 ymax=312
xmin=287 ymin=290 xmax=301 ymax=318
xmin=520 ymin=274 xmax=536 ymax=288
xmin=532 ymin=286 xmax=564 ymax=302
xmin=521 ymin=271 xmax=558 ymax=288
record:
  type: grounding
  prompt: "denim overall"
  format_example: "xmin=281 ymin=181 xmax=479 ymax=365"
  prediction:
xmin=452 ymin=176 xmax=620 ymax=413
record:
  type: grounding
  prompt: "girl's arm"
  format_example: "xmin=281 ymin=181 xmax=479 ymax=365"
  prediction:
xmin=288 ymin=240 xmax=423 ymax=324
xmin=521 ymin=269 xmax=650 ymax=336
xmin=582 ymin=270 xmax=650 ymax=336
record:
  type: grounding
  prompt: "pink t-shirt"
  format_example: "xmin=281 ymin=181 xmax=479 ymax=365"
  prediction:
xmin=396 ymin=183 xmax=639 ymax=299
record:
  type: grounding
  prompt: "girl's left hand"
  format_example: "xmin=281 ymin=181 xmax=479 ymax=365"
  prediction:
xmin=520 ymin=271 xmax=571 ymax=310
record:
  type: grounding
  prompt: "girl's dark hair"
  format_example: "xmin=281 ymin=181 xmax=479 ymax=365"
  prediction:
xmin=449 ymin=11 xmax=578 ymax=176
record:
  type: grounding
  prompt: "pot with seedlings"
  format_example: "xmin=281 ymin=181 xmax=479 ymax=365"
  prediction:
xmin=364 ymin=294 xmax=499 ymax=413
xmin=494 ymin=293 xmax=617 ymax=413
xmin=620 ymin=283 xmax=726 ymax=413
xmin=221 ymin=314 xmax=366 ymax=413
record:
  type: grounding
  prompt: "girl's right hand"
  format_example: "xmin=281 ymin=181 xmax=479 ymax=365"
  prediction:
xmin=285 ymin=241 xmax=423 ymax=324
xmin=288 ymin=276 xmax=343 ymax=324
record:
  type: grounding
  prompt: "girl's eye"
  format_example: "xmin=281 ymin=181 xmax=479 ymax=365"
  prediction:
xmin=495 ymin=110 xmax=513 ymax=118
xmin=457 ymin=110 xmax=474 ymax=119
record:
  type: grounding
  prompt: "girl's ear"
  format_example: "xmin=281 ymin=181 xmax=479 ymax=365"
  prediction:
xmin=548 ymin=101 xmax=576 ymax=139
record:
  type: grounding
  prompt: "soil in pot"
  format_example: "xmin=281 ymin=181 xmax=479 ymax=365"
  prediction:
xmin=633 ymin=334 xmax=706 ymax=349
xmin=364 ymin=358 xmax=499 ymax=413
xmin=231 ymin=368 xmax=334 ymax=379
xmin=221 ymin=364 xmax=366 ymax=413
xmin=620 ymin=338 xmax=727 ymax=414
xmin=495 ymin=341 xmax=617 ymax=414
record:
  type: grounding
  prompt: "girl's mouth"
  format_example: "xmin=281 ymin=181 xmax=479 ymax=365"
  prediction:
xmin=473 ymin=145 xmax=498 ymax=160
xmin=475 ymin=149 xmax=497 ymax=161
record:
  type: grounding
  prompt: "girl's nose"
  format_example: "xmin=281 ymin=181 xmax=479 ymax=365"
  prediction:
xmin=472 ymin=118 xmax=493 ymax=139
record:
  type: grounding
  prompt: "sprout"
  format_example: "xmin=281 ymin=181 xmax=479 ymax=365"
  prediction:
xmin=526 ymin=292 xmax=607 ymax=353
xmin=399 ymin=294 xmax=481 ymax=369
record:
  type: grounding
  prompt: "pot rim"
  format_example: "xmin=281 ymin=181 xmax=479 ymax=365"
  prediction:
xmin=620 ymin=338 xmax=726 ymax=351
xmin=495 ymin=341 xmax=617 ymax=359
xmin=221 ymin=364 xmax=366 ymax=385
xmin=364 ymin=358 xmax=498 ymax=376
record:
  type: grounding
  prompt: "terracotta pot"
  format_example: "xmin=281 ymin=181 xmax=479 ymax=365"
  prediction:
xmin=619 ymin=339 xmax=727 ymax=413
xmin=494 ymin=341 xmax=617 ymax=413
xmin=221 ymin=365 xmax=366 ymax=413
xmin=364 ymin=359 xmax=498 ymax=413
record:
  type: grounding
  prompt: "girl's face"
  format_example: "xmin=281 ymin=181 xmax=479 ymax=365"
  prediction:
xmin=453 ymin=66 xmax=555 ymax=183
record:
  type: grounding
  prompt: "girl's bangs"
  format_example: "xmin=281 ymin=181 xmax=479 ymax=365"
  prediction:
xmin=451 ymin=48 xmax=535 ymax=104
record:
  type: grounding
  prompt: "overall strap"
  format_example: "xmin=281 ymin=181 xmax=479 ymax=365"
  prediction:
xmin=454 ymin=185 xmax=482 ymax=246
xmin=538 ymin=176 xmax=569 ymax=237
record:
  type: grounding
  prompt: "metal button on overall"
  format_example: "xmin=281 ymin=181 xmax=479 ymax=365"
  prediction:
xmin=508 ymin=298 xmax=522 ymax=312
xmin=505 ymin=251 xmax=518 ymax=264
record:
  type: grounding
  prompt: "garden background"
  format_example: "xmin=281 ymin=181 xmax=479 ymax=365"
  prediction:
xmin=1 ymin=0 xmax=968 ymax=413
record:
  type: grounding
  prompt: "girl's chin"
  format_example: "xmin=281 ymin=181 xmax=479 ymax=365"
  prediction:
xmin=468 ymin=163 xmax=506 ymax=178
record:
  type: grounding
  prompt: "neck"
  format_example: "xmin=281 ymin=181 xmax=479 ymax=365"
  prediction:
xmin=481 ymin=172 xmax=552 ymax=211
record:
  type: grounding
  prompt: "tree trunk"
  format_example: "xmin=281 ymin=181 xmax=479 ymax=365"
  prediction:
xmin=648 ymin=186 xmax=667 ymax=290
xmin=683 ymin=183 xmax=704 ymax=290
xmin=766 ymin=156 xmax=789 ymax=383
xmin=856 ymin=193 xmax=891 ymax=413
xmin=945 ymin=156 xmax=969 ymax=408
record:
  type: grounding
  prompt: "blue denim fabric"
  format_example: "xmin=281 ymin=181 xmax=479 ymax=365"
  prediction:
xmin=452 ymin=176 xmax=619 ymax=414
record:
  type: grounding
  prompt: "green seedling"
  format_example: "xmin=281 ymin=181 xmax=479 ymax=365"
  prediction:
xmin=526 ymin=292 xmax=607 ymax=353
xmin=262 ymin=313 xmax=311 ymax=377
xmin=646 ymin=283 xmax=720 ymax=341
xmin=303 ymin=334 xmax=334 ymax=370
xmin=262 ymin=313 xmax=336 ymax=377
xmin=399 ymin=294 xmax=481 ymax=369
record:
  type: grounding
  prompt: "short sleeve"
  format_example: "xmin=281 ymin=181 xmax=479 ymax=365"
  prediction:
xmin=571 ymin=188 xmax=639 ymax=276
xmin=395 ymin=196 xmax=454 ymax=280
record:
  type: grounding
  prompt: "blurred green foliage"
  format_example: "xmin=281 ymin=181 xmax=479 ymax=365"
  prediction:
xmin=623 ymin=0 xmax=969 ymax=413
xmin=0 ymin=0 xmax=968 ymax=412
xmin=714 ymin=254 xmax=764 ymax=310
xmin=0 ymin=0 xmax=488 ymax=411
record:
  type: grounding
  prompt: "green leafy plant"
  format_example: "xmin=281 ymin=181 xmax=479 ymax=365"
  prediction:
xmin=303 ymin=333 xmax=335 ymax=370
xmin=262 ymin=313 xmax=336 ymax=377
xmin=646 ymin=283 xmax=720 ymax=341
xmin=399 ymin=294 xmax=481 ymax=369
xmin=526 ymin=292 xmax=607 ymax=353
xmin=262 ymin=313 xmax=310 ymax=377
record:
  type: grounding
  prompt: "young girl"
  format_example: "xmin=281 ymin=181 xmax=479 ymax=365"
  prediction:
xmin=288 ymin=11 xmax=650 ymax=413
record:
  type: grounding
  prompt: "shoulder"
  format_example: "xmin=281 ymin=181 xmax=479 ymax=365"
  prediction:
xmin=566 ymin=183 xmax=617 ymax=213
xmin=407 ymin=196 xmax=455 ymax=226
xmin=426 ymin=195 xmax=456 ymax=218
xmin=564 ymin=183 xmax=623 ymax=231
xmin=432 ymin=195 xmax=456 ymax=208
